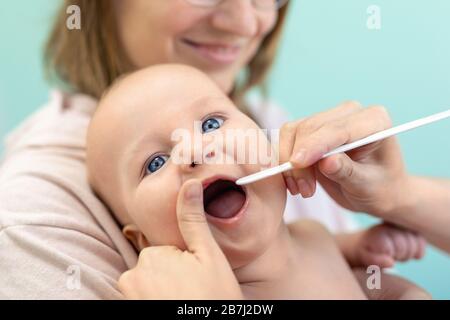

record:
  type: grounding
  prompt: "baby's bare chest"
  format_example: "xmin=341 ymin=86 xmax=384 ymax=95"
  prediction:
xmin=279 ymin=240 xmax=366 ymax=299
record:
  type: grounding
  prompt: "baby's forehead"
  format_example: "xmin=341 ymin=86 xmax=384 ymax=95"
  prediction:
xmin=97 ymin=84 xmax=231 ymax=155
xmin=104 ymin=70 xmax=228 ymax=118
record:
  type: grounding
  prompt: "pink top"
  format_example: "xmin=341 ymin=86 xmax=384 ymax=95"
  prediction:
xmin=0 ymin=91 xmax=356 ymax=299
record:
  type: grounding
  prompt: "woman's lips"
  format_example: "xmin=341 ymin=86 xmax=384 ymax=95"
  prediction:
xmin=181 ymin=39 xmax=242 ymax=65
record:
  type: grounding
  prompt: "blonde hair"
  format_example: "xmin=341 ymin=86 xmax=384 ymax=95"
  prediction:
xmin=45 ymin=0 xmax=290 ymax=114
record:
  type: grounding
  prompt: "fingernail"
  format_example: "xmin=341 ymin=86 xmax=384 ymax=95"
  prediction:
xmin=297 ymin=179 xmax=312 ymax=198
xmin=285 ymin=176 xmax=299 ymax=195
xmin=292 ymin=149 xmax=307 ymax=165
xmin=185 ymin=182 xmax=202 ymax=203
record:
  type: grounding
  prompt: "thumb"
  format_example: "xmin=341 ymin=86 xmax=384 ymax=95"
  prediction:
xmin=176 ymin=179 xmax=220 ymax=256
xmin=318 ymin=153 xmax=366 ymax=189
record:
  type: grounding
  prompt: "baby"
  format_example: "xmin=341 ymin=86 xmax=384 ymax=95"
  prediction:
xmin=86 ymin=64 xmax=429 ymax=299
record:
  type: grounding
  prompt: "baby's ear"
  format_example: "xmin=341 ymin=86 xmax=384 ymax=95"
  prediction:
xmin=122 ymin=224 xmax=150 ymax=251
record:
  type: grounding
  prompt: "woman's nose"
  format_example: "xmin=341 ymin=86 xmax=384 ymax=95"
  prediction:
xmin=210 ymin=1 xmax=259 ymax=37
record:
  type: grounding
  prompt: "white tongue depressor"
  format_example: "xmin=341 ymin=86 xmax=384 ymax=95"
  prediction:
xmin=236 ymin=109 xmax=450 ymax=186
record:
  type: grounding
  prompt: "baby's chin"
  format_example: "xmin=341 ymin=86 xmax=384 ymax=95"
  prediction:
xmin=205 ymin=177 xmax=287 ymax=269
xmin=213 ymin=213 xmax=285 ymax=269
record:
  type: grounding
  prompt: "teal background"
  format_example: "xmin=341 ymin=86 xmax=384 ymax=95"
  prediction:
xmin=0 ymin=1 xmax=449 ymax=298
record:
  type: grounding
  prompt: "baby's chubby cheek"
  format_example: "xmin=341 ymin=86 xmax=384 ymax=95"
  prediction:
xmin=246 ymin=178 xmax=285 ymax=219
xmin=130 ymin=178 xmax=186 ymax=248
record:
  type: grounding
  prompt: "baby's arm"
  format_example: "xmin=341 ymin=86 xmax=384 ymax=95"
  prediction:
xmin=352 ymin=268 xmax=431 ymax=300
xmin=336 ymin=223 xmax=426 ymax=268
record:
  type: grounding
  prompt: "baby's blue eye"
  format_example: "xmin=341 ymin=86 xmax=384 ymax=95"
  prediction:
xmin=146 ymin=155 xmax=169 ymax=174
xmin=202 ymin=116 xmax=224 ymax=133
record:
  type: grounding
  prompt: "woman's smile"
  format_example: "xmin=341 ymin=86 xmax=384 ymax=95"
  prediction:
xmin=180 ymin=38 xmax=244 ymax=65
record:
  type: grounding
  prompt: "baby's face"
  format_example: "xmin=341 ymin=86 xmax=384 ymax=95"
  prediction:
xmin=87 ymin=65 xmax=286 ymax=268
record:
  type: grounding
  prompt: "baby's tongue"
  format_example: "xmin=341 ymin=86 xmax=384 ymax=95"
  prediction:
xmin=205 ymin=189 xmax=246 ymax=219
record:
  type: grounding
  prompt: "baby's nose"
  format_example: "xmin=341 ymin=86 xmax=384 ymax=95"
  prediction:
xmin=180 ymin=150 xmax=216 ymax=172
xmin=205 ymin=150 xmax=216 ymax=160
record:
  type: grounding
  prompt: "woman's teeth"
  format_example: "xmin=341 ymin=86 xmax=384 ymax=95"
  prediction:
xmin=183 ymin=39 xmax=241 ymax=64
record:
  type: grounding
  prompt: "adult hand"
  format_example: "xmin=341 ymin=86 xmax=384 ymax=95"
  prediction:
xmin=280 ymin=101 xmax=409 ymax=218
xmin=118 ymin=179 xmax=243 ymax=299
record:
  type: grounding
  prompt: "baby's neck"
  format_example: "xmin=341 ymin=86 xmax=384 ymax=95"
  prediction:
xmin=233 ymin=223 xmax=301 ymax=299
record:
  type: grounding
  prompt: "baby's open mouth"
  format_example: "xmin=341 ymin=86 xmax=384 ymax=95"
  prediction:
xmin=203 ymin=179 xmax=247 ymax=219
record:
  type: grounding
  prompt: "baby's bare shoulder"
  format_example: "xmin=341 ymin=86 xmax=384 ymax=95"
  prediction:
xmin=288 ymin=219 xmax=337 ymax=250
xmin=288 ymin=219 xmax=332 ymax=237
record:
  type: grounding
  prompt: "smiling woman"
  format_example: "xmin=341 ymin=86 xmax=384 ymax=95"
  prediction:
xmin=45 ymin=0 xmax=289 ymax=113
xmin=0 ymin=0 xmax=307 ymax=299
xmin=1 ymin=0 xmax=449 ymax=300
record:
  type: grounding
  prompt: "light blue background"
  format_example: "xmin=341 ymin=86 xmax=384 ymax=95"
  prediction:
xmin=0 ymin=1 xmax=449 ymax=298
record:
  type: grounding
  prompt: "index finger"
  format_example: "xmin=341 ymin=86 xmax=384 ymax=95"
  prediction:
xmin=289 ymin=106 xmax=392 ymax=168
